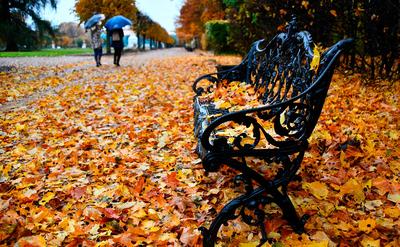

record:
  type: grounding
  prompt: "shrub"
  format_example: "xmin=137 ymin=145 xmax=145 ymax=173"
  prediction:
xmin=205 ymin=20 xmax=231 ymax=54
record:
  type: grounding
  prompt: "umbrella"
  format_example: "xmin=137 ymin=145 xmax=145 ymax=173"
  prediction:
xmin=105 ymin=15 xmax=132 ymax=31
xmin=84 ymin=14 xmax=105 ymax=29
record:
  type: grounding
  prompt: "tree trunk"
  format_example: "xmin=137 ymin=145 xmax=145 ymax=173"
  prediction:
xmin=6 ymin=36 xmax=18 ymax=51
xmin=1 ymin=3 xmax=18 ymax=51
xmin=137 ymin=33 xmax=141 ymax=50
xmin=142 ymin=35 xmax=146 ymax=50
xmin=370 ymin=56 xmax=375 ymax=79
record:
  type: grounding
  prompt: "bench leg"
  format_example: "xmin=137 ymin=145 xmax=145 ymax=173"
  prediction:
xmin=200 ymin=187 xmax=267 ymax=247
xmin=200 ymin=156 xmax=309 ymax=245
xmin=269 ymin=186 xmax=309 ymax=233
xmin=201 ymin=188 xmax=308 ymax=246
xmin=200 ymin=186 xmax=308 ymax=246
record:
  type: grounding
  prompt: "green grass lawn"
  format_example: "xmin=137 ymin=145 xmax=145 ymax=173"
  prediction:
xmin=0 ymin=48 xmax=92 ymax=57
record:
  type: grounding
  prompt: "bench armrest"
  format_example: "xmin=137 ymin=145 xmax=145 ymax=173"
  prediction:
xmin=192 ymin=63 xmax=246 ymax=96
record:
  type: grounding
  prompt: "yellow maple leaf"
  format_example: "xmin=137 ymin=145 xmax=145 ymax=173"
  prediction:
xmin=133 ymin=208 xmax=147 ymax=218
xmin=389 ymin=160 xmax=400 ymax=173
xmin=302 ymin=181 xmax=329 ymax=200
xmin=358 ymin=218 xmax=376 ymax=233
xmin=15 ymin=123 xmax=27 ymax=132
xmin=12 ymin=144 xmax=27 ymax=156
xmin=384 ymin=206 xmax=400 ymax=218
xmin=360 ymin=236 xmax=380 ymax=247
xmin=311 ymin=130 xmax=332 ymax=141
xmin=339 ymin=178 xmax=365 ymax=203
xmin=39 ymin=192 xmax=55 ymax=206
xmin=362 ymin=139 xmax=375 ymax=156
xmin=215 ymin=100 xmax=231 ymax=109
xmin=310 ymin=45 xmax=321 ymax=71
xmin=166 ymin=213 xmax=181 ymax=228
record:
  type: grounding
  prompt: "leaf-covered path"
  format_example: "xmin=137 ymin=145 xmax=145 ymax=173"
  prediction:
xmin=0 ymin=49 xmax=399 ymax=246
xmin=0 ymin=48 xmax=192 ymax=112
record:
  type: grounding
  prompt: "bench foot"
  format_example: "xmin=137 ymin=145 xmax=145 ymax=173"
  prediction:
xmin=201 ymin=186 xmax=308 ymax=246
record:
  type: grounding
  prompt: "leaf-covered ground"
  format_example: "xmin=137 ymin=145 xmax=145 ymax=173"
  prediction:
xmin=0 ymin=50 xmax=399 ymax=246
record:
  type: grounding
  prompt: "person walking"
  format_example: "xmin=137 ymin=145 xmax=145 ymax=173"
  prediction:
xmin=90 ymin=23 xmax=103 ymax=67
xmin=110 ymin=28 xmax=124 ymax=66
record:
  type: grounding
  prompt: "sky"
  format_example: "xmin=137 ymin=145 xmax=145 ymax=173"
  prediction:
xmin=41 ymin=0 xmax=184 ymax=34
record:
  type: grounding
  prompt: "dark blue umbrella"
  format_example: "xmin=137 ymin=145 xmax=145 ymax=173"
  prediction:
xmin=105 ymin=15 xmax=132 ymax=31
xmin=84 ymin=14 xmax=105 ymax=29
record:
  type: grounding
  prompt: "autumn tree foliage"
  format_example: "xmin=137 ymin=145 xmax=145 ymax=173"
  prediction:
xmin=74 ymin=0 xmax=138 ymax=25
xmin=176 ymin=0 xmax=225 ymax=43
xmin=222 ymin=0 xmax=399 ymax=80
xmin=135 ymin=11 xmax=152 ymax=50
xmin=134 ymin=11 xmax=174 ymax=50
xmin=178 ymin=0 xmax=399 ymax=79
xmin=145 ymin=22 xmax=175 ymax=49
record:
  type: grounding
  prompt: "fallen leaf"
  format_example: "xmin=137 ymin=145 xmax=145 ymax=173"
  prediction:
xmin=303 ymin=181 xmax=329 ymax=200
xmin=358 ymin=218 xmax=376 ymax=233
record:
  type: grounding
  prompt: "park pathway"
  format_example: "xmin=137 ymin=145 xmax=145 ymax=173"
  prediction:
xmin=0 ymin=48 xmax=194 ymax=113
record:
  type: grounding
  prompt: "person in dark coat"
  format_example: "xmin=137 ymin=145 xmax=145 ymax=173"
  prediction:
xmin=110 ymin=28 xmax=124 ymax=66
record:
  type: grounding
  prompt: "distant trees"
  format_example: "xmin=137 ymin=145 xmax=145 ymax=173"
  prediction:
xmin=136 ymin=11 xmax=174 ymax=50
xmin=55 ymin=22 xmax=89 ymax=48
xmin=177 ymin=0 xmax=399 ymax=80
xmin=0 ymin=0 xmax=57 ymax=51
xmin=136 ymin=11 xmax=152 ymax=50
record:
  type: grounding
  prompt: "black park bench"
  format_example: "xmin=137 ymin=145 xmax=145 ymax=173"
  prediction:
xmin=193 ymin=17 xmax=352 ymax=246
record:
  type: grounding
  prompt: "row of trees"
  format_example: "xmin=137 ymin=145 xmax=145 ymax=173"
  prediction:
xmin=0 ymin=0 xmax=175 ymax=51
xmin=135 ymin=11 xmax=175 ymax=50
xmin=177 ymin=0 xmax=399 ymax=80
